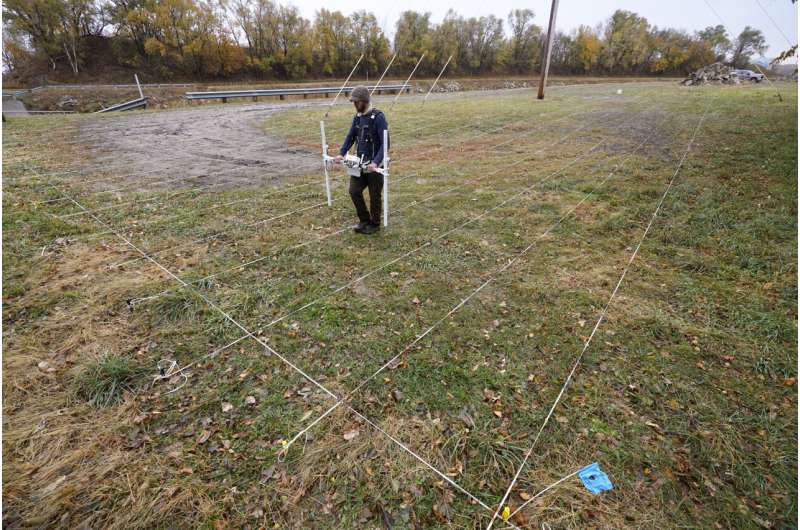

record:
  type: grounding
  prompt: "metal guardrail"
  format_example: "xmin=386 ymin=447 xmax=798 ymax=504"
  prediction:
xmin=35 ymin=83 xmax=193 ymax=89
xmin=2 ymin=88 xmax=41 ymax=99
xmin=4 ymin=110 xmax=76 ymax=114
xmin=185 ymin=84 xmax=411 ymax=102
xmin=97 ymin=97 xmax=147 ymax=113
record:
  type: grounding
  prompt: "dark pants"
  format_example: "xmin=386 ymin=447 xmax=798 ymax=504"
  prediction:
xmin=349 ymin=172 xmax=383 ymax=225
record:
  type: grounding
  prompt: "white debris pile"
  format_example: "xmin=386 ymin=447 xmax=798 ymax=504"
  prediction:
xmin=57 ymin=95 xmax=78 ymax=109
xmin=439 ymin=81 xmax=463 ymax=92
xmin=681 ymin=62 xmax=740 ymax=86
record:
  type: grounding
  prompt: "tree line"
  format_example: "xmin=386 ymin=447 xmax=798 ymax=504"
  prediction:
xmin=2 ymin=0 xmax=771 ymax=82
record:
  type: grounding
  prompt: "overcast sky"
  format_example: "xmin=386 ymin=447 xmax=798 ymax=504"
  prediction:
xmin=288 ymin=0 xmax=798 ymax=60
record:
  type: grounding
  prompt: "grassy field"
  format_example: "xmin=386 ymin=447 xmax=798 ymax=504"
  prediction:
xmin=2 ymin=82 xmax=797 ymax=528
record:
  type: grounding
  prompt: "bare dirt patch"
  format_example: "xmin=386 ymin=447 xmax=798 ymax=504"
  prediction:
xmin=78 ymin=103 xmax=322 ymax=192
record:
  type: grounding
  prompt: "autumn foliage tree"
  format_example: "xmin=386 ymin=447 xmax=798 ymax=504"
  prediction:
xmin=1 ymin=2 xmax=775 ymax=82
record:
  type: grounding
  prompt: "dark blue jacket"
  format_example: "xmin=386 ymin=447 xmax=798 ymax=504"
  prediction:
xmin=339 ymin=108 xmax=389 ymax=166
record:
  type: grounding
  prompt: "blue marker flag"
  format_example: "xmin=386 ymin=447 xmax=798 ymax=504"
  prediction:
xmin=578 ymin=462 xmax=613 ymax=494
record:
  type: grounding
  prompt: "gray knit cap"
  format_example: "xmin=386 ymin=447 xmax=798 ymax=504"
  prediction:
xmin=349 ymin=85 xmax=370 ymax=103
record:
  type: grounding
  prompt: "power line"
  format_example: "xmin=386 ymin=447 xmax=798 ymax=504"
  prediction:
xmin=754 ymin=0 xmax=796 ymax=48
xmin=701 ymin=0 xmax=729 ymax=33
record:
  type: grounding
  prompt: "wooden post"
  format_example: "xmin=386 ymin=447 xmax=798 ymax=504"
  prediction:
xmin=537 ymin=0 xmax=559 ymax=100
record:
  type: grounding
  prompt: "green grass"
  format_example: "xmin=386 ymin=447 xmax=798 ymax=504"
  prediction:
xmin=74 ymin=352 xmax=148 ymax=407
xmin=2 ymin=82 xmax=796 ymax=528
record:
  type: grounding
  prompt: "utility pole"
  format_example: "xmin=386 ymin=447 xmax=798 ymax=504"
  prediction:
xmin=537 ymin=0 xmax=559 ymax=99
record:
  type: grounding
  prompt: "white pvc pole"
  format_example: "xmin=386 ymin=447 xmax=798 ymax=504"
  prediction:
xmin=382 ymin=128 xmax=389 ymax=227
xmin=752 ymin=63 xmax=784 ymax=102
xmin=370 ymin=53 xmax=398 ymax=96
xmin=324 ymin=54 xmax=364 ymax=118
xmin=320 ymin=120 xmax=332 ymax=206
xmin=391 ymin=53 xmax=425 ymax=110
xmin=134 ymin=74 xmax=144 ymax=99
xmin=423 ymin=54 xmax=453 ymax=105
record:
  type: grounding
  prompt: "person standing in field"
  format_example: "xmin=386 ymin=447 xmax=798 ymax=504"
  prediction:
xmin=334 ymin=85 xmax=389 ymax=235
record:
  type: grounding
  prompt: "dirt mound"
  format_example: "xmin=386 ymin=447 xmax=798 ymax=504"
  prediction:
xmin=681 ymin=62 xmax=740 ymax=86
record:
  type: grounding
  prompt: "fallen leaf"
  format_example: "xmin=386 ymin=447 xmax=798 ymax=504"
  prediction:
xmin=513 ymin=509 xmax=529 ymax=527
xmin=458 ymin=408 xmax=475 ymax=429
xmin=221 ymin=402 xmax=234 ymax=413
xmin=260 ymin=465 xmax=276 ymax=482
xmin=197 ymin=430 xmax=211 ymax=444
xmin=245 ymin=396 xmax=256 ymax=405
xmin=493 ymin=410 xmax=503 ymax=418
xmin=343 ymin=429 xmax=359 ymax=441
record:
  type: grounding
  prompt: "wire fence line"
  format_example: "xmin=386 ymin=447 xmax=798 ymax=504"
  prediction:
xmin=17 ymin=90 xmax=516 ymax=183
xmin=107 ymin=103 xmax=603 ymax=274
xmin=7 ymin=90 xmax=580 ymax=235
xmin=144 ymin=86 xmax=685 ymax=519
xmin=14 ymin=89 xmax=644 ymax=516
xmin=486 ymin=97 xmax=713 ymax=530
xmin=124 ymin=100 xmax=634 ymax=308
xmin=79 ymin=96 xmax=605 ymax=263
xmin=12 ymin=98 xmax=594 ymax=265
xmin=30 ymin=165 xmax=528 ymax=530
xmin=278 ymin=106 xmax=677 ymax=456
xmin=6 ymin=82 xmax=709 ymax=522
xmin=138 ymin=92 xmax=668 ymax=504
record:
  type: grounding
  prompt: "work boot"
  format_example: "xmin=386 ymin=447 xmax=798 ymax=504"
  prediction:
xmin=354 ymin=221 xmax=371 ymax=234
xmin=360 ymin=222 xmax=380 ymax=235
